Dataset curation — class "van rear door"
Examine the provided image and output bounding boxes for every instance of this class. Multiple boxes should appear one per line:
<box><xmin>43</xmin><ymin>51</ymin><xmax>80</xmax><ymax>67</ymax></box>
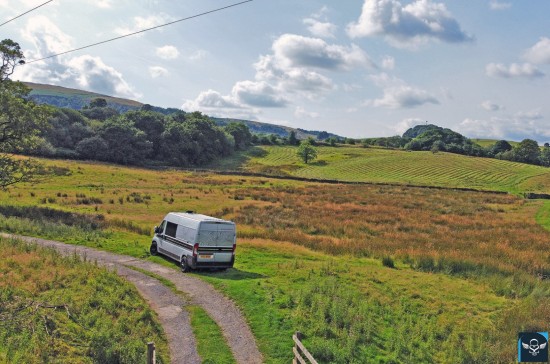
<box><xmin>196</xmin><ymin>222</ymin><xmax>235</xmax><ymax>263</ymax></box>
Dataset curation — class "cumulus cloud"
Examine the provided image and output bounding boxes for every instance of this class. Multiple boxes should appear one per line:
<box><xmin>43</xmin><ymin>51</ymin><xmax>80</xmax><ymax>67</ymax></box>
<box><xmin>232</xmin><ymin>81</ymin><xmax>288</xmax><ymax>107</ymax></box>
<box><xmin>489</xmin><ymin>0</ymin><xmax>511</xmax><ymax>10</ymax></box>
<box><xmin>183</xmin><ymin>33</ymin><xmax>372</xmax><ymax>117</ymax></box>
<box><xmin>481</xmin><ymin>100</ymin><xmax>503</xmax><ymax>111</ymax></box>
<box><xmin>188</xmin><ymin>50</ymin><xmax>208</xmax><ymax>61</ymax></box>
<box><xmin>155</xmin><ymin>45</ymin><xmax>179</xmax><ymax>60</ymax></box>
<box><xmin>486</xmin><ymin>62</ymin><xmax>545</xmax><ymax>79</ymax></box>
<box><xmin>149</xmin><ymin>66</ymin><xmax>168</xmax><ymax>78</ymax></box>
<box><xmin>366</xmin><ymin>73</ymin><xmax>439</xmax><ymax>109</ymax></box>
<box><xmin>524</xmin><ymin>37</ymin><xmax>550</xmax><ymax>64</ymax></box>
<box><xmin>14</xmin><ymin>16</ymin><xmax>140</xmax><ymax>99</ymax></box>
<box><xmin>347</xmin><ymin>0</ymin><xmax>473</xmax><ymax>47</ymax></box>
<box><xmin>458</xmin><ymin>109</ymin><xmax>549</xmax><ymax>142</ymax></box>
<box><xmin>181</xmin><ymin>89</ymin><xmax>259</xmax><ymax>120</ymax></box>
<box><xmin>272</xmin><ymin>34</ymin><xmax>374</xmax><ymax>71</ymax></box>
<box><xmin>303</xmin><ymin>18</ymin><xmax>337</xmax><ymax>39</ymax></box>
<box><xmin>370</xmin><ymin>85</ymin><xmax>439</xmax><ymax>109</ymax></box>
<box><xmin>394</xmin><ymin>118</ymin><xmax>424</xmax><ymax>134</ymax></box>
<box><xmin>114</xmin><ymin>14</ymin><xmax>171</xmax><ymax>36</ymax></box>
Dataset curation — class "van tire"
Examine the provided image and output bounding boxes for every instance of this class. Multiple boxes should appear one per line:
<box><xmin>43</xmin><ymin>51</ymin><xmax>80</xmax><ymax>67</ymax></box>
<box><xmin>180</xmin><ymin>257</ymin><xmax>190</xmax><ymax>273</ymax></box>
<box><xmin>149</xmin><ymin>243</ymin><xmax>158</xmax><ymax>256</ymax></box>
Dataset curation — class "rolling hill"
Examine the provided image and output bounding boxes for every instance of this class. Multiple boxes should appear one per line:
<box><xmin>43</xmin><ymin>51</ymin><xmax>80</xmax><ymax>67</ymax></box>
<box><xmin>209</xmin><ymin>145</ymin><xmax>550</xmax><ymax>194</ymax></box>
<box><xmin>24</xmin><ymin>82</ymin><xmax>341</xmax><ymax>139</ymax></box>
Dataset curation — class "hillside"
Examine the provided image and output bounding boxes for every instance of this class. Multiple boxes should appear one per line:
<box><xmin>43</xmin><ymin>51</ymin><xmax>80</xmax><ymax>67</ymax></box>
<box><xmin>24</xmin><ymin>82</ymin><xmax>341</xmax><ymax>139</ymax></box>
<box><xmin>209</xmin><ymin>145</ymin><xmax>550</xmax><ymax>194</ymax></box>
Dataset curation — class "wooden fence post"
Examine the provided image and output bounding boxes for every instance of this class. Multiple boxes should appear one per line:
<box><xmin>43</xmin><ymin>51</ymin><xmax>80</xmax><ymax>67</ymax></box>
<box><xmin>147</xmin><ymin>342</ymin><xmax>156</xmax><ymax>364</ymax></box>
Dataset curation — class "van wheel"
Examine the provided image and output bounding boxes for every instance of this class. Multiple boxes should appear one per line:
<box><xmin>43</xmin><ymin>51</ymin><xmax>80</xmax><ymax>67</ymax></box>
<box><xmin>180</xmin><ymin>257</ymin><xmax>190</xmax><ymax>273</ymax></box>
<box><xmin>149</xmin><ymin>243</ymin><xmax>158</xmax><ymax>256</ymax></box>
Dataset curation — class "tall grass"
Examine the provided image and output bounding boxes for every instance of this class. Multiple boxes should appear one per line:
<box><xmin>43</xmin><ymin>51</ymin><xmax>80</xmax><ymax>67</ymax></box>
<box><xmin>0</xmin><ymin>237</ymin><xmax>168</xmax><ymax>363</ymax></box>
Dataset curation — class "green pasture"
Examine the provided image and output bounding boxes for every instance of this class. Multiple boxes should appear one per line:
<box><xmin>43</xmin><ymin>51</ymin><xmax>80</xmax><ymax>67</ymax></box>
<box><xmin>2</xmin><ymin>157</ymin><xmax>550</xmax><ymax>363</ymax></box>
<box><xmin>217</xmin><ymin>145</ymin><xmax>550</xmax><ymax>194</ymax></box>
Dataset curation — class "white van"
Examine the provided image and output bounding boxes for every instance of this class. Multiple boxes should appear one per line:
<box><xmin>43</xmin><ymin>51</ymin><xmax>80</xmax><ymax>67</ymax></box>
<box><xmin>150</xmin><ymin>212</ymin><xmax>236</xmax><ymax>272</ymax></box>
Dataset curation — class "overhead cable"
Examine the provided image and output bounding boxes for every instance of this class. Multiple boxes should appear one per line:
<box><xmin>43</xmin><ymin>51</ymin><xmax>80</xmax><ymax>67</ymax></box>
<box><xmin>25</xmin><ymin>0</ymin><xmax>253</xmax><ymax>64</ymax></box>
<box><xmin>0</xmin><ymin>0</ymin><xmax>54</xmax><ymax>28</ymax></box>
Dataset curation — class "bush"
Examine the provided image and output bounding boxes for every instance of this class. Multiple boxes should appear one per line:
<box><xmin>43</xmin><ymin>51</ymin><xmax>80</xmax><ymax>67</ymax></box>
<box><xmin>382</xmin><ymin>256</ymin><xmax>395</xmax><ymax>268</ymax></box>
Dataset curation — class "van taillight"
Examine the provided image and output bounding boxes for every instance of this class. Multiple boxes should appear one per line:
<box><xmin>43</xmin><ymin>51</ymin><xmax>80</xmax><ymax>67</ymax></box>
<box><xmin>232</xmin><ymin>243</ymin><xmax>236</xmax><ymax>255</ymax></box>
<box><xmin>193</xmin><ymin>243</ymin><xmax>199</xmax><ymax>257</ymax></box>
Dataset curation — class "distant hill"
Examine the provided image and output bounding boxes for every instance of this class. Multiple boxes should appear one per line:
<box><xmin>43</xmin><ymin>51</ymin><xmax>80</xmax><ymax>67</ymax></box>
<box><xmin>24</xmin><ymin>82</ymin><xmax>342</xmax><ymax>140</ymax></box>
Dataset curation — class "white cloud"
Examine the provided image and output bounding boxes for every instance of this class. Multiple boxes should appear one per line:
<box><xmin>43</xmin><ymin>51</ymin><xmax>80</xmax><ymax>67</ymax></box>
<box><xmin>155</xmin><ymin>45</ymin><xmax>179</xmax><ymax>60</ymax></box>
<box><xmin>181</xmin><ymin>89</ymin><xmax>259</xmax><ymax>120</ymax></box>
<box><xmin>149</xmin><ymin>66</ymin><xmax>168</xmax><ymax>78</ymax></box>
<box><xmin>370</xmin><ymin>85</ymin><xmax>439</xmax><ymax>109</ymax></box>
<box><xmin>303</xmin><ymin>18</ymin><xmax>337</xmax><ymax>39</ymax></box>
<box><xmin>347</xmin><ymin>0</ymin><xmax>473</xmax><ymax>48</ymax></box>
<box><xmin>294</xmin><ymin>107</ymin><xmax>320</xmax><ymax>119</ymax></box>
<box><xmin>14</xmin><ymin>17</ymin><xmax>140</xmax><ymax>99</ymax></box>
<box><xmin>481</xmin><ymin>100</ymin><xmax>503</xmax><ymax>111</ymax></box>
<box><xmin>524</xmin><ymin>37</ymin><xmax>550</xmax><ymax>64</ymax></box>
<box><xmin>272</xmin><ymin>34</ymin><xmax>375</xmax><ymax>71</ymax></box>
<box><xmin>394</xmin><ymin>118</ymin><xmax>424</xmax><ymax>134</ymax></box>
<box><xmin>232</xmin><ymin>80</ymin><xmax>288</xmax><ymax>107</ymax></box>
<box><xmin>489</xmin><ymin>0</ymin><xmax>511</xmax><ymax>10</ymax></box>
<box><xmin>458</xmin><ymin>109</ymin><xmax>549</xmax><ymax>142</ymax></box>
<box><xmin>366</xmin><ymin>72</ymin><xmax>438</xmax><ymax>109</ymax></box>
<box><xmin>486</xmin><ymin>62</ymin><xmax>545</xmax><ymax>79</ymax></box>
<box><xmin>114</xmin><ymin>14</ymin><xmax>171</xmax><ymax>36</ymax></box>
<box><xmin>90</xmin><ymin>0</ymin><xmax>112</xmax><ymax>8</ymax></box>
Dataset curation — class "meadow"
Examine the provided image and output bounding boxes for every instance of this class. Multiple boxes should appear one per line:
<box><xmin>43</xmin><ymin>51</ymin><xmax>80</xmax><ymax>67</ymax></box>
<box><xmin>209</xmin><ymin>145</ymin><xmax>550</xmax><ymax>194</ymax></box>
<box><xmin>0</xmin><ymin>236</ymin><xmax>168</xmax><ymax>363</ymax></box>
<box><xmin>2</xmin><ymin>157</ymin><xmax>550</xmax><ymax>363</ymax></box>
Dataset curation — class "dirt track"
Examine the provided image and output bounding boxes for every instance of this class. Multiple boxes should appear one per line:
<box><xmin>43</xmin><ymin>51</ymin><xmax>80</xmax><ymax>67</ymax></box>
<box><xmin>3</xmin><ymin>234</ymin><xmax>263</xmax><ymax>364</ymax></box>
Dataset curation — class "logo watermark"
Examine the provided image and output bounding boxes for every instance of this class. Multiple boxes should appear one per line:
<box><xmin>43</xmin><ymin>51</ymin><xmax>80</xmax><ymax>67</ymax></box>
<box><xmin>518</xmin><ymin>332</ymin><xmax>548</xmax><ymax>363</ymax></box>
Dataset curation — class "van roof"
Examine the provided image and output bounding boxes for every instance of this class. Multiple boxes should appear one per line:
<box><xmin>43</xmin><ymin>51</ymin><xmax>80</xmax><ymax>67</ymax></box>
<box><xmin>165</xmin><ymin>212</ymin><xmax>234</xmax><ymax>228</ymax></box>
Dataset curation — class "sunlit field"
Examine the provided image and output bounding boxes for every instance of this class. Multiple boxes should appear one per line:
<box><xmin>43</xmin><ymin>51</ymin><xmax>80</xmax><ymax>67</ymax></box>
<box><xmin>2</xmin><ymin>157</ymin><xmax>550</xmax><ymax>363</ymax></box>
<box><xmin>209</xmin><ymin>145</ymin><xmax>550</xmax><ymax>194</ymax></box>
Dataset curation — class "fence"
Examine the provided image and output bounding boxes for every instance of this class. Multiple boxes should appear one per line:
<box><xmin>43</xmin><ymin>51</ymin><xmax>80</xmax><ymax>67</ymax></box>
<box><xmin>292</xmin><ymin>332</ymin><xmax>318</xmax><ymax>364</ymax></box>
<box><xmin>147</xmin><ymin>342</ymin><xmax>155</xmax><ymax>364</ymax></box>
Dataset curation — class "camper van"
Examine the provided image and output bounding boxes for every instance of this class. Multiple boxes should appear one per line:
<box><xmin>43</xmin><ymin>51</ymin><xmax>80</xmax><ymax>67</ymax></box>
<box><xmin>150</xmin><ymin>212</ymin><xmax>236</xmax><ymax>272</ymax></box>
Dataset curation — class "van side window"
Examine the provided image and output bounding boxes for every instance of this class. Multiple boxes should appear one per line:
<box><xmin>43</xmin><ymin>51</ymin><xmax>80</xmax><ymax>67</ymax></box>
<box><xmin>158</xmin><ymin>220</ymin><xmax>166</xmax><ymax>233</ymax></box>
<box><xmin>165</xmin><ymin>222</ymin><xmax>178</xmax><ymax>238</ymax></box>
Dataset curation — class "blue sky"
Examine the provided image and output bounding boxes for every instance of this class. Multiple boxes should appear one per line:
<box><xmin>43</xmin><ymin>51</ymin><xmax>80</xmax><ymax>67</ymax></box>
<box><xmin>3</xmin><ymin>0</ymin><xmax>550</xmax><ymax>141</ymax></box>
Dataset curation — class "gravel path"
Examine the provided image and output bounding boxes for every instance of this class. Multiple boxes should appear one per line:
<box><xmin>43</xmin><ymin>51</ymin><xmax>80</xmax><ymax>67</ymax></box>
<box><xmin>3</xmin><ymin>234</ymin><xmax>263</xmax><ymax>364</ymax></box>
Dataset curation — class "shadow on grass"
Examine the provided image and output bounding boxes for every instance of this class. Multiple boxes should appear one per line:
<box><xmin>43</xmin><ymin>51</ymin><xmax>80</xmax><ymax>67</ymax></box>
<box><xmin>199</xmin><ymin>267</ymin><xmax>267</xmax><ymax>280</ymax></box>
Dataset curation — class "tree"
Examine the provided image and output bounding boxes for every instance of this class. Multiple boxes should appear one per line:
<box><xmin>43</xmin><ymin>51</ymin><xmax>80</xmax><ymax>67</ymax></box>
<box><xmin>0</xmin><ymin>39</ymin><xmax>52</xmax><ymax>188</ymax></box>
<box><xmin>513</xmin><ymin>139</ymin><xmax>540</xmax><ymax>164</ymax></box>
<box><xmin>99</xmin><ymin>119</ymin><xmax>152</xmax><ymax>165</ymax></box>
<box><xmin>539</xmin><ymin>145</ymin><xmax>550</xmax><ymax>167</ymax></box>
<box><xmin>297</xmin><ymin>140</ymin><xmax>318</xmax><ymax>164</ymax></box>
<box><xmin>288</xmin><ymin>130</ymin><xmax>298</xmax><ymax>146</ymax></box>
<box><xmin>87</xmin><ymin>97</ymin><xmax>108</xmax><ymax>108</ymax></box>
<box><xmin>225</xmin><ymin>122</ymin><xmax>252</xmax><ymax>150</ymax></box>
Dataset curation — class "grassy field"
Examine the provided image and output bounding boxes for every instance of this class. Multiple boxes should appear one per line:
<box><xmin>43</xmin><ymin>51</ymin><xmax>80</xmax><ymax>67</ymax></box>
<box><xmin>0</xmin><ymin>236</ymin><xmax>169</xmax><ymax>363</ymax></box>
<box><xmin>208</xmin><ymin>145</ymin><xmax>550</xmax><ymax>194</ymax></box>
<box><xmin>2</xmin><ymin>157</ymin><xmax>550</xmax><ymax>363</ymax></box>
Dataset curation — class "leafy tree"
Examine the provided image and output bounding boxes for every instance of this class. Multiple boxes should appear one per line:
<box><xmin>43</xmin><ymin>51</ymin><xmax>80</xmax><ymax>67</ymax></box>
<box><xmin>87</xmin><ymin>97</ymin><xmax>108</xmax><ymax>108</ymax></box>
<box><xmin>327</xmin><ymin>136</ymin><xmax>338</xmax><ymax>147</ymax></box>
<box><xmin>297</xmin><ymin>140</ymin><xmax>318</xmax><ymax>164</ymax></box>
<box><xmin>99</xmin><ymin>119</ymin><xmax>152</xmax><ymax>165</ymax></box>
<box><xmin>160</xmin><ymin>112</ymin><xmax>232</xmax><ymax>166</ymax></box>
<box><xmin>288</xmin><ymin>130</ymin><xmax>298</xmax><ymax>146</ymax></box>
<box><xmin>122</xmin><ymin>110</ymin><xmax>165</xmax><ymax>158</ymax></box>
<box><xmin>45</xmin><ymin>108</ymin><xmax>93</xmax><ymax>150</ymax></box>
<box><xmin>225</xmin><ymin>122</ymin><xmax>252</xmax><ymax>150</ymax></box>
<box><xmin>513</xmin><ymin>139</ymin><xmax>540</xmax><ymax>164</ymax></box>
<box><xmin>0</xmin><ymin>39</ymin><xmax>52</xmax><ymax>188</ymax></box>
<box><xmin>539</xmin><ymin>145</ymin><xmax>550</xmax><ymax>167</ymax></box>
<box><xmin>75</xmin><ymin>136</ymin><xmax>108</xmax><ymax>160</ymax></box>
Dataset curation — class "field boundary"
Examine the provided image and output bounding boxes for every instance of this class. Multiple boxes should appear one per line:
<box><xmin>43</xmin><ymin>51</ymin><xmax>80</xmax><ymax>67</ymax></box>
<box><xmin>172</xmin><ymin>168</ymin><xmax>511</xmax><ymax>195</ymax></box>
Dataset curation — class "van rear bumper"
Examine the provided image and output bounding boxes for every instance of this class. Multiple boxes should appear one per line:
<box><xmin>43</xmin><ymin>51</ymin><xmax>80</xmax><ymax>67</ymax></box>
<box><xmin>187</xmin><ymin>256</ymin><xmax>234</xmax><ymax>269</ymax></box>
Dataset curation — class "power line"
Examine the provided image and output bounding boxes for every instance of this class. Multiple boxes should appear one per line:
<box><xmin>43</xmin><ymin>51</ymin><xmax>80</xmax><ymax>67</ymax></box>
<box><xmin>0</xmin><ymin>0</ymin><xmax>54</xmax><ymax>28</ymax></box>
<box><xmin>25</xmin><ymin>0</ymin><xmax>253</xmax><ymax>64</ymax></box>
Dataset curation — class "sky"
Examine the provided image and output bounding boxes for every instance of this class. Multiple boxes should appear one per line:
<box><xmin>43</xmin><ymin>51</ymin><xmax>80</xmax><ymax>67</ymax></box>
<box><xmin>2</xmin><ymin>0</ymin><xmax>550</xmax><ymax>142</ymax></box>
